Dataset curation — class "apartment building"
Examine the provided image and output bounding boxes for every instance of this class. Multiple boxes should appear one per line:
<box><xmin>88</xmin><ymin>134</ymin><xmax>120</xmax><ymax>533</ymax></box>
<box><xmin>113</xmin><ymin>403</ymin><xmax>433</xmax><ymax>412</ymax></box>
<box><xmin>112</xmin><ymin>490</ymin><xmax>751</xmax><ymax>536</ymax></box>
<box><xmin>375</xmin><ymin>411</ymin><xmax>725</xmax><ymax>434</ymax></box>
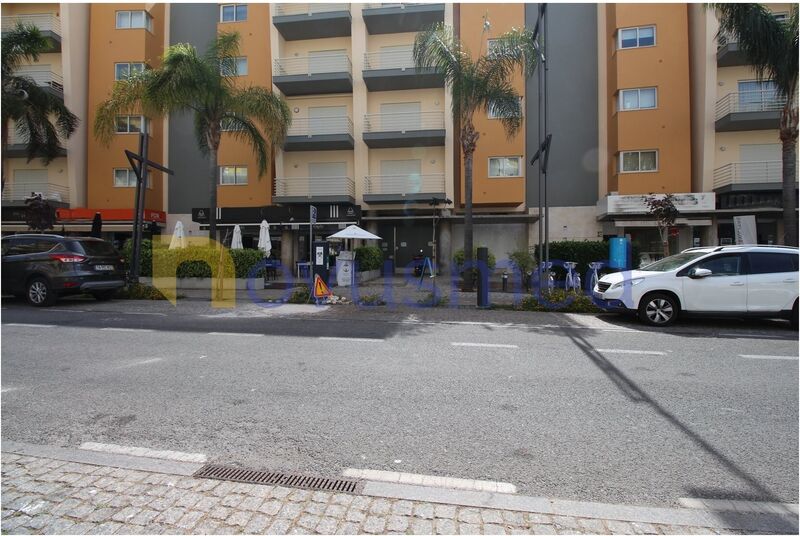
<box><xmin>689</xmin><ymin>2</ymin><xmax>794</xmax><ymax>246</ymax></box>
<box><xmin>5</xmin><ymin>3</ymin><xmax>794</xmax><ymax>262</ymax></box>
<box><xmin>1</xmin><ymin>3</ymin><xmax>89</xmax><ymax>231</ymax></box>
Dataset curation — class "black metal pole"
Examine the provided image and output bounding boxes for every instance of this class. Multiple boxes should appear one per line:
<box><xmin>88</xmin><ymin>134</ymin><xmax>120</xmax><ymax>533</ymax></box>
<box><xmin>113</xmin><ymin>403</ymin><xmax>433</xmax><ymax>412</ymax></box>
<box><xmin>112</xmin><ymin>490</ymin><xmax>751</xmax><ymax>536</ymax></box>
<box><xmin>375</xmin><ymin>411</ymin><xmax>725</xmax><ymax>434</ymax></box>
<box><xmin>536</xmin><ymin>4</ymin><xmax>544</xmax><ymax>294</ymax></box>
<box><xmin>543</xmin><ymin>5</ymin><xmax>550</xmax><ymax>273</ymax></box>
<box><xmin>130</xmin><ymin>133</ymin><xmax>145</xmax><ymax>282</ymax></box>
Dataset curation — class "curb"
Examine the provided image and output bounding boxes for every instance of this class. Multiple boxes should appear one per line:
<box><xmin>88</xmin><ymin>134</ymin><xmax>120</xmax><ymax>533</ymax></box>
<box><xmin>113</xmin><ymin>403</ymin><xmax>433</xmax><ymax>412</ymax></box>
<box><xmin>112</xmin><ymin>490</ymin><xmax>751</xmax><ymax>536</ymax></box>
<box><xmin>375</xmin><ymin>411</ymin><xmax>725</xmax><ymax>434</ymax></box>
<box><xmin>3</xmin><ymin>440</ymin><xmax>798</xmax><ymax>534</ymax></box>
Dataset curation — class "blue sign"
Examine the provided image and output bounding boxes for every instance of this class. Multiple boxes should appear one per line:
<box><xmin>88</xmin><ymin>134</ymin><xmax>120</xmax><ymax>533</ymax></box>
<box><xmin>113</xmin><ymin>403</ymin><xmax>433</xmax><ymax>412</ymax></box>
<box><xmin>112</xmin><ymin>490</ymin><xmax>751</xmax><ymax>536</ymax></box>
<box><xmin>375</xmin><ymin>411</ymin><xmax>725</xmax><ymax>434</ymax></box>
<box><xmin>609</xmin><ymin>237</ymin><xmax>631</xmax><ymax>270</ymax></box>
<box><xmin>310</xmin><ymin>205</ymin><xmax>317</xmax><ymax>224</ymax></box>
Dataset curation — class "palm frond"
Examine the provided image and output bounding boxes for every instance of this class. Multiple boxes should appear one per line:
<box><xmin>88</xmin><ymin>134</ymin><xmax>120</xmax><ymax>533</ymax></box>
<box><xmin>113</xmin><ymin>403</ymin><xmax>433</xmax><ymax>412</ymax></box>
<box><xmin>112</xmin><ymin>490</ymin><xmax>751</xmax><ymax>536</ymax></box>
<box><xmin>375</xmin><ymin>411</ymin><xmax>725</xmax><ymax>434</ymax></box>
<box><xmin>93</xmin><ymin>71</ymin><xmax>152</xmax><ymax>144</ymax></box>
<box><xmin>220</xmin><ymin>115</ymin><xmax>270</xmax><ymax>178</ymax></box>
<box><xmin>227</xmin><ymin>86</ymin><xmax>292</xmax><ymax>150</ymax></box>
<box><xmin>1</xmin><ymin>23</ymin><xmax>48</xmax><ymax>78</ymax></box>
<box><xmin>414</xmin><ymin>23</ymin><xmax>469</xmax><ymax>85</ymax></box>
<box><xmin>484</xmin><ymin>28</ymin><xmax>539</xmax><ymax>79</ymax></box>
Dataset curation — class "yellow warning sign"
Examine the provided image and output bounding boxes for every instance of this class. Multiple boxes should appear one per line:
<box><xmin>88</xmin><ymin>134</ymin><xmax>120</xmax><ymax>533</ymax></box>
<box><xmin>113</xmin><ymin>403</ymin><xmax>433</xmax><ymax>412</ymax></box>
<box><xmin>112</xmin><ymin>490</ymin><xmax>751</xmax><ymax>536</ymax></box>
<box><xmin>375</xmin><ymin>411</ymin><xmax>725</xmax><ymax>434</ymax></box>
<box><xmin>313</xmin><ymin>274</ymin><xmax>333</xmax><ymax>299</ymax></box>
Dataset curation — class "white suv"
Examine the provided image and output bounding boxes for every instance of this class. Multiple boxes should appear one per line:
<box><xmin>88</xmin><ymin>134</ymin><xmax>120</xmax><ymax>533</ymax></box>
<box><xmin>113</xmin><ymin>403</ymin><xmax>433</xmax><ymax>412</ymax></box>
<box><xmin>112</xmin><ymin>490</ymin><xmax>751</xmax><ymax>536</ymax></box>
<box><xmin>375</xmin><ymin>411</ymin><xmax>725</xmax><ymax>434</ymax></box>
<box><xmin>593</xmin><ymin>245</ymin><xmax>799</xmax><ymax>327</ymax></box>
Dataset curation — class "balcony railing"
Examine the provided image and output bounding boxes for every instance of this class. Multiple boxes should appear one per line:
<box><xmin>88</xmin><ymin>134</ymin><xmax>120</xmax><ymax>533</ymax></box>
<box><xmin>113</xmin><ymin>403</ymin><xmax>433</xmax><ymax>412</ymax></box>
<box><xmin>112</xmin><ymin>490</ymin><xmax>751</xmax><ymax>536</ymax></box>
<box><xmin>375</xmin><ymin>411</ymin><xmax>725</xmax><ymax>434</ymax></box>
<box><xmin>364</xmin><ymin>174</ymin><xmax>445</xmax><ymax>195</ymax></box>
<box><xmin>14</xmin><ymin>68</ymin><xmax>64</xmax><ymax>96</ymax></box>
<box><xmin>364</xmin><ymin>48</ymin><xmax>415</xmax><ymax>70</ymax></box>
<box><xmin>274</xmin><ymin>55</ymin><xmax>352</xmax><ymax>76</ymax></box>
<box><xmin>364</xmin><ymin>111</ymin><xmax>444</xmax><ymax>132</ymax></box>
<box><xmin>274</xmin><ymin>3</ymin><xmax>349</xmax><ymax>16</ymax></box>
<box><xmin>274</xmin><ymin>176</ymin><xmax>355</xmax><ymax>198</ymax></box>
<box><xmin>1</xmin><ymin>13</ymin><xmax>61</xmax><ymax>34</ymax></box>
<box><xmin>363</xmin><ymin>3</ymin><xmax>428</xmax><ymax>9</ymax></box>
<box><xmin>2</xmin><ymin>182</ymin><xmax>69</xmax><ymax>204</ymax></box>
<box><xmin>713</xmin><ymin>161</ymin><xmax>786</xmax><ymax>190</ymax></box>
<box><xmin>287</xmin><ymin>116</ymin><xmax>353</xmax><ymax>137</ymax></box>
<box><xmin>715</xmin><ymin>90</ymin><xmax>787</xmax><ymax>119</ymax></box>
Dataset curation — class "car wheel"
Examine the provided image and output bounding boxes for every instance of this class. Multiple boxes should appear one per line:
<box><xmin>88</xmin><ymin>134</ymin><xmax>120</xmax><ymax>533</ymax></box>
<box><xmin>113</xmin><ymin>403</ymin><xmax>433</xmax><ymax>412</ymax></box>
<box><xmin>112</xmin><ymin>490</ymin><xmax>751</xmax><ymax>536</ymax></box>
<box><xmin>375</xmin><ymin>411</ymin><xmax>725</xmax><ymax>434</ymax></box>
<box><xmin>26</xmin><ymin>277</ymin><xmax>56</xmax><ymax>307</ymax></box>
<box><xmin>638</xmin><ymin>292</ymin><xmax>678</xmax><ymax>327</ymax></box>
<box><xmin>92</xmin><ymin>290</ymin><xmax>116</xmax><ymax>301</ymax></box>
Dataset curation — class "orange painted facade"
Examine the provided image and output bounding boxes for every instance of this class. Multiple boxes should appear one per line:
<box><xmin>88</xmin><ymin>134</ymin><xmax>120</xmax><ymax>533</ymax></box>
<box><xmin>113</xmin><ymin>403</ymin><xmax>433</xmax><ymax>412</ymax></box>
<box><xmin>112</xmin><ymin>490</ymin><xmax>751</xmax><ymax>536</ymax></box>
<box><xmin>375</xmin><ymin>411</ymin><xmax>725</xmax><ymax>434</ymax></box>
<box><xmin>458</xmin><ymin>3</ymin><xmax>526</xmax><ymax>208</ymax></box>
<box><xmin>605</xmin><ymin>4</ymin><xmax>692</xmax><ymax>196</ymax></box>
<box><xmin>86</xmin><ymin>3</ymin><xmax>165</xmax><ymax>212</ymax></box>
<box><xmin>216</xmin><ymin>3</ymin><xmax>274</xmax><ymax>208</ymax></box>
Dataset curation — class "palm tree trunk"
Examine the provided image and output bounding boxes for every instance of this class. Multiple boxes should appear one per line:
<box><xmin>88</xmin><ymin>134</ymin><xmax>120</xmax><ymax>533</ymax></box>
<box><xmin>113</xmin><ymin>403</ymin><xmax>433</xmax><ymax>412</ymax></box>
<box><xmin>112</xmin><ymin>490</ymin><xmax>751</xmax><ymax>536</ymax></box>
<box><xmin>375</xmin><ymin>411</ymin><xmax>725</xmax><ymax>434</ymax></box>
<box><xmin>207</xmin><ymin>124</ymin><xmax>220</xmax><ymax>244</ymax></box>
<box><xmin>461</xmin><ymin>120</ymin><xmax>479</xmax><ymax>292</ymax></box>
<box><xmin>780</xmin><ymin>104</ymin><xmax>798</xmax><ymax>246</ymax></box>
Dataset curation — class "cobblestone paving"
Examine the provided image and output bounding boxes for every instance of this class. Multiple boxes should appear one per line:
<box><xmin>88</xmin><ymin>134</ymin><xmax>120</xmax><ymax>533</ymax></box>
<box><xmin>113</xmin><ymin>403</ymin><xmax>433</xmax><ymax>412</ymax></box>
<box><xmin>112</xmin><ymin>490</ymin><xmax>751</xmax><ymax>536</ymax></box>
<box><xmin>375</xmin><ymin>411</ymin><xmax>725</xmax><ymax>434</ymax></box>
<box><xmin>1</xmin><ymin>454</ymin><xmax>738</xmax><ymax>535</ymax></box>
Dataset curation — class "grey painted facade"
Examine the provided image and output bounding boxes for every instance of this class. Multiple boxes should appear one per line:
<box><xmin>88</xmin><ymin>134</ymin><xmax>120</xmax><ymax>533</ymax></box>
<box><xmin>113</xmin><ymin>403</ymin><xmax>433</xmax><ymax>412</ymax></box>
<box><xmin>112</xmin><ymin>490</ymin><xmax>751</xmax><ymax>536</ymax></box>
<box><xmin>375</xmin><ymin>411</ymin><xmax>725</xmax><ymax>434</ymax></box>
<box><xmin>525</xmin><ymin>3</ymin><xmax>599</xmax><ymax>209</ymax></box>
<box><xmin>168</xmin><ymin>4</ymin><xmax>217</xmax><ymax>215</ymax></box>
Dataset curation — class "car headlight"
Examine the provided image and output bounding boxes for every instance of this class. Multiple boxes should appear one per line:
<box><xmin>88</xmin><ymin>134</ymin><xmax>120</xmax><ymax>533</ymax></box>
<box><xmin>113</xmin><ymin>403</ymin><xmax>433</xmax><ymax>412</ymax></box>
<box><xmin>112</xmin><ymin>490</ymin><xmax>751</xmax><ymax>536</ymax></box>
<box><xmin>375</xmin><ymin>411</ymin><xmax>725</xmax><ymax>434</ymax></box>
<box><xmin>610</xmin><ymin>278</ymin><xmax>645</xmax><ymax>290</ymax></box>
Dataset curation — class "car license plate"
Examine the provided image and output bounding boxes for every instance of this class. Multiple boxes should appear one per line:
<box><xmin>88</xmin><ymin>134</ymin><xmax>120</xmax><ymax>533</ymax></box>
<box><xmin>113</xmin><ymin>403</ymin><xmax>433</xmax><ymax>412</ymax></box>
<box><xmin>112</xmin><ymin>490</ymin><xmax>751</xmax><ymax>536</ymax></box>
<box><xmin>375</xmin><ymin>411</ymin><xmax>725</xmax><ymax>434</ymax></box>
<box><xmin>94</xmin><ymin>265</ymin><xmax>114</xmax><ymax>271</ymax></box>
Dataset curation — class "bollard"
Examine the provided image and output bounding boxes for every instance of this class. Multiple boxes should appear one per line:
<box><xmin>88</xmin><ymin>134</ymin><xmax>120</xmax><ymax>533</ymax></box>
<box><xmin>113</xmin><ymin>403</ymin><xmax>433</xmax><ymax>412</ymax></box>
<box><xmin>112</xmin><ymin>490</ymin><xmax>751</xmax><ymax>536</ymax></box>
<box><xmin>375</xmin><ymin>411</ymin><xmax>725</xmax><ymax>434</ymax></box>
<box><xmin>502</xmin><ymin>271</ymin><xmax>508</xmax><ymax>293</ymax></box>
<box><xmin>477</xmin><ymin>247</ymin><xmax>490</xmax><ymax>308</ymax></box>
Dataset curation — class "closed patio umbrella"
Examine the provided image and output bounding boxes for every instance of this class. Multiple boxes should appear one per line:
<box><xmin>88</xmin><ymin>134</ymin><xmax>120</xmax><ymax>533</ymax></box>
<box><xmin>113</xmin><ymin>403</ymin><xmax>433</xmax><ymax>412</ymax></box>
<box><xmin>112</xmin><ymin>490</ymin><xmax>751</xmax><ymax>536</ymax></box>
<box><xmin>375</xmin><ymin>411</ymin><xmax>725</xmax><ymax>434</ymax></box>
<box><xmin>231</xmin><ymin>224</ymin><xmax>243</xmax><ymax>250</ymax></box>
<box><xmin>257</xmin><ymin>220</ymin><xmax>272</xmax><ymax>257</ymax></box>
<box><xmin>90</xmin><ymin>212</ymin><xmax>102</xmax><ymax>238</ymax></box>
<box><xmin>169</xmin><ymin>220</ymin><xmax>186</xmax><ymax>249</ymax></box>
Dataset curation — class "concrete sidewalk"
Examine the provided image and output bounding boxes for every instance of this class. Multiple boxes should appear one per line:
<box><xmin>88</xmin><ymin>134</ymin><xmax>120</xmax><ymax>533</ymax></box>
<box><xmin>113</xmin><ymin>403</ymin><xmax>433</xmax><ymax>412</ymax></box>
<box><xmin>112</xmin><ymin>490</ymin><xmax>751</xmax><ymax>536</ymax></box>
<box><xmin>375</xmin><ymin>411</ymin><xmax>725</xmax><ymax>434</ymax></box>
<box><xmin>2</xmin><ymin>441</ymin><xmax>797</xmax><ymax>535</ymax></box>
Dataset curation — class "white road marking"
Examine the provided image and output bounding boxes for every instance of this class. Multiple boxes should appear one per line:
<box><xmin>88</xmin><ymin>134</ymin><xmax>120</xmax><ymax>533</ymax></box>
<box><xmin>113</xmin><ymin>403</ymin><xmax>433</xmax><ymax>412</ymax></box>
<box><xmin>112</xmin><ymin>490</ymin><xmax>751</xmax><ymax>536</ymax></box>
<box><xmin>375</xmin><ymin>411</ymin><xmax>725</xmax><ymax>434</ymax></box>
<box><xmin>117</xmin><ymin>358</ymin><xmax>163</xmax><ymax>368</ymax></box>
<box><xmin>100</xmin><ymin>327</ymin><xmax>154</xmax><ymax>333</ymax></box>
<box><xmin>41</xmin><ymin>309</ymin><xmax>86</xmax><ymax>313</ymax></box>
<box><xmin>122</xmin><ymin>312</ymin><xmax>168</xmax><ymax>316</ymax></box>
<box><xmin>596</xmin><ymin>349</ymin><xmax>667</xmax><ymax>356</ymax></box>
<box><xmin>451</xmin><ymin>342</ymin><xmax>519</xmax><ymax>349</ymax></box>
<box><xmin>207</xmin><ymin>332</ymin><xmax>263</xmax><ymax>337</ymax></box>
<box><xmin>1</xmin><ymin>387</ymin><xmax>19</xmax><ymax>393</ymax></box>
<box><xmin>343</xmin><ymin>468</ymin><xmax>517</xmax><ymax>494</ymax></box>
<box><xmin>79</xmin><ymin>442</ymin><xmax>207</xmax><ymax>463</ymax></box>
<box><xmin>739</xmin><ymin>354</ymin><xmax>798</xmax><ymax>361</ymax></box>
<box><xmin>319</xmin><ymin>337</ymin><xmax>384</xmax><ymax>343</ymax></box>
<box><xmin>4</xmin><ymin>323</ymin><xmax>56</xmax><ymax>328</ymax></box>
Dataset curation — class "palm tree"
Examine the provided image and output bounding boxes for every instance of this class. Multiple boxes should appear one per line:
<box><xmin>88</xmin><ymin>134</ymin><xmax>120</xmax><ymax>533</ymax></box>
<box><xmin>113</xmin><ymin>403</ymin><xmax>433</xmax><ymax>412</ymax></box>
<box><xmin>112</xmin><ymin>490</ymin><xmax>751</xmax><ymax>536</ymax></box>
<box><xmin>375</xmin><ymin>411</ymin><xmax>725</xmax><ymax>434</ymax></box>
<box><xmin>712</xmin><ymin>4</ymin><xmax>798</xmax><ymax>246</ymax></box>
<box><xmin>94</xmin><ymin>32</ymin><xmax>291</xmax><ymax>242</ymax></box>
<box><xmin>2</xmin><ymin>23</ymin><xmax>79</xmax><ymax>191</ymax></box>
<box><xmin>414</xmin><ymin>23</ymin><xmax>537</xmax><ymax>290</ymax></box>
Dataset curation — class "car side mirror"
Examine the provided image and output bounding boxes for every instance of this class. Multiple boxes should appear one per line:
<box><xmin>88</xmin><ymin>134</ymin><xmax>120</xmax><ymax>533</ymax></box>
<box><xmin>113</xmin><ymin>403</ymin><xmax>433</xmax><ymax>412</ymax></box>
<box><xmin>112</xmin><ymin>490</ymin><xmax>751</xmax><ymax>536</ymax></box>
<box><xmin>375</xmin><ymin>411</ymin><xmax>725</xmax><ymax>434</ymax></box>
<box><xmin>689</xmin><ymin>267</ymin><xmax>712</xmax><ymax>279</ymax></box>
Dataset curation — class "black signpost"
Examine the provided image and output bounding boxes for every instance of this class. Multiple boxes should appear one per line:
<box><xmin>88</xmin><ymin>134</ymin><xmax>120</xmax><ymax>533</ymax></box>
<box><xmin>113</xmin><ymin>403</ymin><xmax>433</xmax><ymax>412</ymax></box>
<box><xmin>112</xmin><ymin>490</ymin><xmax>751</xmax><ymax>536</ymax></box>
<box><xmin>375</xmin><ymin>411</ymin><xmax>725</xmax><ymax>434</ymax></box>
<box><xmin>125</xmin><ymin>133</ymin><xmax>174</xmax><ymax>282</ymax></box>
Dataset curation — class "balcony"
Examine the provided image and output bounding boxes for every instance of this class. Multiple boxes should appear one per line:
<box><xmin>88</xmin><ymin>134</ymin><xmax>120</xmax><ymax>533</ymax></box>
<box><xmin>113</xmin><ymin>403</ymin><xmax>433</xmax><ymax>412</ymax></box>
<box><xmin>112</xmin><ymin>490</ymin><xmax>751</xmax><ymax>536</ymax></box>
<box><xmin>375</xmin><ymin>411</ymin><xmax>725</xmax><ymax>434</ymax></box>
<box><xmin>1</xmin><ymin>14</ymin><xmax>61</xmax><ymax>51</ymax></box>
<box><xmin>2</xmin><ymin>182</ymin><xmax>69</xmax><ymax>206</ymax></box>
<box><xmin>362</xmin><ymin>3</ymin><xmax>444</xmax><ymax>34</ymax></box>
<box><xmin>716</xmin><ymin>33</ymin><xmax>747</xmax><ymax>68</ymax></box>
<box><xmin>713</xmin><ymin>161</ymin><xmax>793</xmax><ymax>192</ymax></box>
<box><xmin>715</xmin><ymin>90</ymin><xmax>786</xmax><ymax>132</ymax></box>
<box><xmin>363</xmin><ymin>111</ymin><xmax>445</xmax><ymax>148</ymax></box>
<box><xmin>13</xmin><ymin>68</ymin><xmax>64</xmax><ymax>100</ymax></box>
<box><xmin>4</xmin><ymin>128</ymin><xmax>67</xmax><ymax>158</ymax></box>
<box><xmin>363</xmin><ymin>48</ymin><xmax>444</xmax><ymax>91</ymax></box>
<box><xmin>273</xmin><ymin>55</ymin><xmax>352</xmax><ymax>96</ymax></box>
<box><xmin>363</xmin><ymin>174</ymin><xmax>445</xmax><ymax>204</ymax></box>
<box><xmin>284</xmin><ymin>116</ymin><xmax>354</xmax><ymax>151</ymax></box>
<box><xmin>272</xmin><ymin>4</ymin><xmax>351</xmax><ymax>40</ymax></box>
<box><xmin>273</xmin><ymin>176</ymin><xmax>355</xmax><ymax>204</ymax></box>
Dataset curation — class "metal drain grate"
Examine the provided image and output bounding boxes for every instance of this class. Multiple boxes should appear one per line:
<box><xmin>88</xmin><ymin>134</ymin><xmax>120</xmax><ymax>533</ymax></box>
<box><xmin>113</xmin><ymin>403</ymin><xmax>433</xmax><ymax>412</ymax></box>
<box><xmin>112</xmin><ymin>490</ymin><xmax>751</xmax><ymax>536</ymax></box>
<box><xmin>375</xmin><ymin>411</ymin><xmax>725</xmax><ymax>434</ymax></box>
<box><xmin>193</xmin><ymin>464</ymin><xmax>363</xmax><ymax>494</ymax></box>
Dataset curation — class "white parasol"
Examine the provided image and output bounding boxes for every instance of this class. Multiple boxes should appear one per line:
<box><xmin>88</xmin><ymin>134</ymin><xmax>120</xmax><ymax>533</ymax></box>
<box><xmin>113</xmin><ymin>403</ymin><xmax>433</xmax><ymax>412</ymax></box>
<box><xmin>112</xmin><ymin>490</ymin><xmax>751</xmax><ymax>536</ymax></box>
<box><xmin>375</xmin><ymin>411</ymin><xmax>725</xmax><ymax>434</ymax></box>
<box><xmin>231</xmin><ymin>224</ymin><xmax>243</xmax><ymax>250</ymax></box>
<box><xmin>257</xmin><ymin>220</ymin><xmax>272</xmax><ymax>257</ymax></box>
<box><xmin>169</xmin><ymin>220</ymin><xmax>187</xmax><ymax>249</ymax></box>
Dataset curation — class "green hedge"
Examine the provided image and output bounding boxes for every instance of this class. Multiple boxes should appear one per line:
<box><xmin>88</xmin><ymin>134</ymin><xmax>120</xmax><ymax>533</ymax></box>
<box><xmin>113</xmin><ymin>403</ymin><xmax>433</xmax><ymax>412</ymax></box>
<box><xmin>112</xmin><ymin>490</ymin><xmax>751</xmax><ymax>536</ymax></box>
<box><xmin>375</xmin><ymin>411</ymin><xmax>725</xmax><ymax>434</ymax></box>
<box><xmin>534</xmin><ymin>240</ymin><xmax>641</xmax><ymax>280</ymax></box>
<box><xmin>123</xmin><ymin>239</ymin><xmax>269</xmax><ymax>278</ymax></box>
<box><xmin>354</xmin><ymin>246</ymin><xmax>383</xmax><ymax>272</ymax></box>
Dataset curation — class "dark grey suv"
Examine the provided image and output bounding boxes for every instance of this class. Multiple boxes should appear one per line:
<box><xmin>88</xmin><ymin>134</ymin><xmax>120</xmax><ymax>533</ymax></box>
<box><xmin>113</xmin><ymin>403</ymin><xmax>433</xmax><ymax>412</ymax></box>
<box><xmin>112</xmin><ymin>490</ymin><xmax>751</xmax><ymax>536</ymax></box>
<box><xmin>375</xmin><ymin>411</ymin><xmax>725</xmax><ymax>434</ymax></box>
<box><xmin>1</xmin><ymin>234</ymin><xmax>126</xmax><ymax>306</ymax></box>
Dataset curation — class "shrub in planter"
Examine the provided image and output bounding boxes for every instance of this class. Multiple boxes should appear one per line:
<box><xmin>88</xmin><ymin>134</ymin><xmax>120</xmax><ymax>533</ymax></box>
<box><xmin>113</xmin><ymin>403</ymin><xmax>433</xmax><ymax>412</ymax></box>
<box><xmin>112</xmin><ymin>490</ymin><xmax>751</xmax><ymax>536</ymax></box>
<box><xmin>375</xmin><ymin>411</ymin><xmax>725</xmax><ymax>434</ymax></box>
<box><xmin>453</xmin><ymin>248</ymin><xmax>496</xmax><ymax>277</ymax></box>
<box><xmin>519</xmin><ymin>290</ymin><xmax>600</xmax><ymax>313</ymax></box>
<box><xmin>358</xmin><ymin>293</ymin><xmax>386</xmax><ymax>306</ymax></box>
<box><xmin>126</xmin><ymin>241</ymin><xmax>269</xmax><ymax>280</ymax></box>
<box><xmin>354</xmin><ymin>246</ymin><xmax>383</xmax><ymax>272</ymax></box>
<box><xmin>117</xmin><ymin>283</ymin><xmax>167</xmax><ymax>300</ymax></box>
<box><xmin>288</xmin><ymin>284</ymin><xmax>310</xmax><ymax>303</ymax></box>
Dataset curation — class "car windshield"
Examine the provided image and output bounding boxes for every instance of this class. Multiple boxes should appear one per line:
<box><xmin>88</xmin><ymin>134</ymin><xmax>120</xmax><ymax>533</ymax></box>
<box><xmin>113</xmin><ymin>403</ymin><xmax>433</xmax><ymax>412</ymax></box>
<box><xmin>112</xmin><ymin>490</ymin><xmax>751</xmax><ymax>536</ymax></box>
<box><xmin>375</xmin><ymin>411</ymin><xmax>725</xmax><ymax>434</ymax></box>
<box><xmin>73</xmin><ymin>240</ymin><xmax>119</xmax><ymax>257</ymax></box>
<box><xmin>639</xmin><ymin>251</ymin><xmax>709</xmax><ymax>272</ymax></box>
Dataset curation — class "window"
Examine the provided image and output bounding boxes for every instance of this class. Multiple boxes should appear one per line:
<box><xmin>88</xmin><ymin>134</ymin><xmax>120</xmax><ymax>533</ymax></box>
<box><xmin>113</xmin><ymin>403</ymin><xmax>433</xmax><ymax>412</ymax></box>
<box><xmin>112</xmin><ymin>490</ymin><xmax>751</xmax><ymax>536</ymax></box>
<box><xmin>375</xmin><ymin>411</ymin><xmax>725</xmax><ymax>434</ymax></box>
<box><xmin>220</xmin><ymin>57</ymin><xmax>248</xmax><ymax>76</ymax></box>
<box><xmin>488</xmin><ymin>157</ymin><xmax>522</xmax><ymax>178</ymax></box>
<box><xmin>115</xmin><ymin>115</ymin><xmax>148</xmax><ymax>134</ymax></box>
<box><xmin>620</xmin><ymin>150</ymin><xmax>658</xmax><ymax>173</ymax></box>
<box><xmin>220</xmin><ymin>166</ymin><xmax>248</xmax><ymax>185</ymax></box>
<box><xmin>748</xmin><ymin>253</ymin><xmax>798</xmax><ymax>274</ymax></box>
<box><xmin>774</xmin><ymin>12</ymin><xmax>788</xmax><ymax>22</ymax></box>
<box><xmin>116</xmin><ymin>10</ymin><xmax>153</xmax><ymax>31</ymax></box>
<box><xmin>220</xmin><ymin>4</ymin><xmax>247</xmax><ymax>22</ymax></box>
<box><xmin>114</xmin><ymin>62</ymin><xmax>145</xmax><ymax>81</ymax></box>
<box><xmin>488</xmin><ymin>97</ymin><xmax>523</xmax><ymax>119</ymax></box>
<box><xmin>618</xmin><ymin>25</ymin><xmax>655</xmax><ymax>49</ymax></box>
<box><xmin>619</xmin><ymin>87</ymin><xmax>657</xmax><ymax>111</ymax></box>
<box><xmin>114</xmin><ymin>168</ymin><xmax>137</xmax><ymax>187</ymax></box>
<box><xmin>695</xmin><ymin>254</ymin><xmax>742</xmax><ymax>276</ymax></box>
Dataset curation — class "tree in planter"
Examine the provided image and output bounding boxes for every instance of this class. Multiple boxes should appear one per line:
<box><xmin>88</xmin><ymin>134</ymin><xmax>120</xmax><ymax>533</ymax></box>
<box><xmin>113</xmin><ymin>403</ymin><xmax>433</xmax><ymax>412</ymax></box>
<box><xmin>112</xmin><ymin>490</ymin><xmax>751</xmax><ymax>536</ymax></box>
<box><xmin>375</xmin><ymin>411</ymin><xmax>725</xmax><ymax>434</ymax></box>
<box><xmin>94</xmin><ymin>32</ymin><xmax>291</xmax><ymax>242</ymax></box>
<box><xmin>2</xmin><ymin>23</ymin><xmax>78</xmax><ymax>191</ymax></box>
<box><xmin>710</xmin><ymin>4</ymin><xmax>798</xmax><ymax>246</ymax></box>
<box><xmin>24</xmin><ymin>193</ymin><xmax>56</xmax><ymax>232</ymax></box>
<box><xmin>644</xmin><ymin>194</ymin><xmax>679</xmax><ymax>257</ymax></box>
<box><xmin>414</xmin><ymin>24</ymin><xmax>537</xmax><ymax>290</ymax></box>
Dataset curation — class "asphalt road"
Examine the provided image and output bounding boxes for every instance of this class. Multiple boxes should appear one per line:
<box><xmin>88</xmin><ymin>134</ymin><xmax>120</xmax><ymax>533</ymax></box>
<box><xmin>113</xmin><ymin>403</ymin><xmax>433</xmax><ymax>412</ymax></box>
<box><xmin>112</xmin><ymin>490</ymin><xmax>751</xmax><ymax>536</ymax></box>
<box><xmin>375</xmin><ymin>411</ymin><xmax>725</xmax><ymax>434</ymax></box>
<box><xmin>1</xmin><ymin>297</ymin><xmax>798</xmax><ymax>508</ymax></box>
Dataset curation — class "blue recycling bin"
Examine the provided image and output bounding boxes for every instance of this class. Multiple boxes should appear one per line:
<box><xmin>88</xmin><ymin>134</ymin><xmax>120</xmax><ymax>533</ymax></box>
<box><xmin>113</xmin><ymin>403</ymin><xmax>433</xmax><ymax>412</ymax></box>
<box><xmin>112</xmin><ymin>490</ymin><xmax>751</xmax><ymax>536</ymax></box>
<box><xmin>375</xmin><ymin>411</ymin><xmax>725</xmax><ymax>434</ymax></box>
<box><xmin>609</xmin><ymin>237</ymin><xmax>632</xmax><ymax>270</ymax></box>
